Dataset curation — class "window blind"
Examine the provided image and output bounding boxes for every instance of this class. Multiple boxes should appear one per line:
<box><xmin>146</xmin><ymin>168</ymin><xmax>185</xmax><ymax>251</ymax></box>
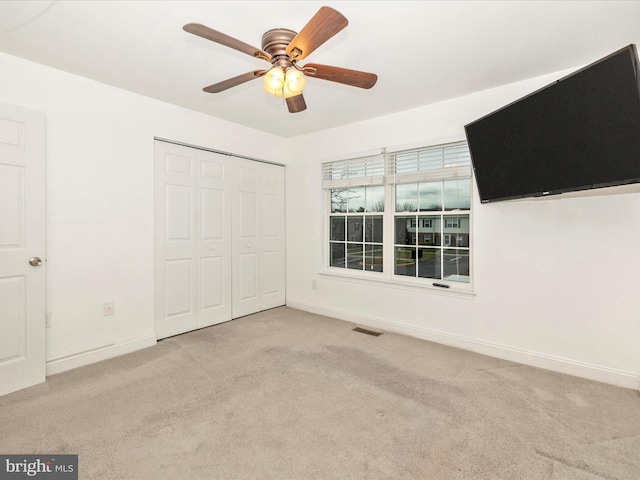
<box><xmin>322</xmin><ymin>154</ymin><xmax>385</xmax><ymax>189</ymax></box>
<box><xmin>387</xmin><ymin>141</ymin><xmax>471</xmax><ymax>184</ymax></box>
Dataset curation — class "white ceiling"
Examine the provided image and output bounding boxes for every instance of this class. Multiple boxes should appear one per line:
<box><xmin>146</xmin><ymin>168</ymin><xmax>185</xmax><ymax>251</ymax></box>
<box><xmin>1</xmin><ymin>1</ymin><xmax>639</xmax><ymax>138</ymax></box>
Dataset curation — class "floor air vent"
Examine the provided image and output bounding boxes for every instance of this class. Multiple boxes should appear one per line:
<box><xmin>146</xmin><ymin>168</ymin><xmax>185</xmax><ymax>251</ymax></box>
<box><xmin>352</xmin><ymin>327</ymin><xmax>383</xmax><ymax>336</ymax></box>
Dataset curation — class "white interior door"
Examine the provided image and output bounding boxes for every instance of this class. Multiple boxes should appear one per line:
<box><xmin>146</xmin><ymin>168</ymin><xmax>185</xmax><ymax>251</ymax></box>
<box><xmin>0</xmin><ymin>102</ymin><xmax>46</xmax><ymax>396</ymax></box>
<box><xmin>155</xmin><ymin>141</ymin><xmax>232</xmax><ymax>339</ymax></box>
<box><xmin>232</xmin><ymin>159</ymin><xmax>285</xmax><ymax>318</ymax></box>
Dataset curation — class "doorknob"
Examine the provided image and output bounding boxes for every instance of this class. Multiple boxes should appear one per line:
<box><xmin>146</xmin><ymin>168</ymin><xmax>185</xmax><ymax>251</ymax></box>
<box><xmin>29</xmin><ymin>257</ymin><xmax>42</xmax><ymax>266</ymax></box>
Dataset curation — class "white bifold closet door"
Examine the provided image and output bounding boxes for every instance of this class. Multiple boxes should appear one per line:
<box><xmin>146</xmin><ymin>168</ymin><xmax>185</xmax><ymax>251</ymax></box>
<box><xmin>154</xmin><ymin>140</ymin><xmax>285</xmax><ymax>339</ymax></box>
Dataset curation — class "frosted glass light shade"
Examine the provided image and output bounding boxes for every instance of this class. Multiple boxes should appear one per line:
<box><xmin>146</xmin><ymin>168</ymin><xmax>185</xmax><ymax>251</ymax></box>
<box><xmin>285</xmin><ymin>69</ymin><xmax>306</xmax><ymax>95</ymax></box>
<box><xmin>263</xmin><ymin>67</ymin><xmax>285</xmax><ymax>96</ymax></box>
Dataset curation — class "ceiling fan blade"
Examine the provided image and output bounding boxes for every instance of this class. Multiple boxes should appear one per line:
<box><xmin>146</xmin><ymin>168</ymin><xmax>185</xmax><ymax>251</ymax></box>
<box><xmin>286</xmin><ymin>7</ymin><xmax>348</xmax><ymax>60</ymax></box>
<box><xmin>203</xmin><ymin>70</ymin><xmax>266</xmax><ymax>93</ymax></box>
<box><xmin>184</xmin><ymin>23</ymin><xmax>271</xmax><ymax>61</ymax></box>
<box><xmin>286</xmin><ymin>93</ymin><xmax>307</xmax><ymax>113</ymax></box>
<box><xmin>303</xmin><ymin>64</ymin><xmax>378</xmax><ymax>89</ymax></box>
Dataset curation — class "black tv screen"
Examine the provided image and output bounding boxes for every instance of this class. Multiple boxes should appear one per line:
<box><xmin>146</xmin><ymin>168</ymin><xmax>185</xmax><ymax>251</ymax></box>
<box><xmin>465</xmin><ymin>44</ymin><xmax>640</xmax><ymax>203</ymax></box>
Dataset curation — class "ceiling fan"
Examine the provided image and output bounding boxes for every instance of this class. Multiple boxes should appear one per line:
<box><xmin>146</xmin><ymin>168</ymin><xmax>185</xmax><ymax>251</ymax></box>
<box><xmin>183</xmin><ymin>6</ymin><xmax>378</xmax><ymax>113</ymax></box>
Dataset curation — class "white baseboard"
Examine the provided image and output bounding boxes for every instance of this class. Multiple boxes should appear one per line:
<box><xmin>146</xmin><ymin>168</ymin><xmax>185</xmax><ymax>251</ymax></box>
<box><xmin>286</xmin><ymin>300</ymin><xmax>640</xmax><ymax>391</ymax></box>
<box><xmin>46</xmin><ymin>335</ymin><xmax>157</xmax><ymax>376</ymax></box>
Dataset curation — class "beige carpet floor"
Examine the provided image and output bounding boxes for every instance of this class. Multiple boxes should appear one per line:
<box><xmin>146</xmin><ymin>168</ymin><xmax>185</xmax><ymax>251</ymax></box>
<box><xmin>1</xmin><ymin>307</ymin><xmax>639</xmax><ymax>479</ymax></box>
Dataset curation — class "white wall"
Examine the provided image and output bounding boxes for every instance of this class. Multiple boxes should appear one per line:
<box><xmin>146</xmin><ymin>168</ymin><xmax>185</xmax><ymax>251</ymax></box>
<box><xmin>285</xmin><ymin>71</ymin><xmax>640</xmax><ymax>389</ymax></box>
<box><xmin>0</xmin><ymin>52</ymin><xmax>288</xmax><ymax>373</ymax></box>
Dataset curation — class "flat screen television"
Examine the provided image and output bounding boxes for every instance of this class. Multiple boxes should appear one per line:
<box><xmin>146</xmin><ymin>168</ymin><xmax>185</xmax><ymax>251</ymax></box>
<box><xmin>464</xmin><ymin>44</ymin><xmax>640</xmax><ymax>203</ymax></box>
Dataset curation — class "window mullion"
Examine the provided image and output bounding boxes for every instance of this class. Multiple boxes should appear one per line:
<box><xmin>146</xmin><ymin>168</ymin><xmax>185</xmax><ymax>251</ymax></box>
<box><xmin>383</xmin><ymin>153</ymin><xmax>395</xmax><ymax>278</ymax></box>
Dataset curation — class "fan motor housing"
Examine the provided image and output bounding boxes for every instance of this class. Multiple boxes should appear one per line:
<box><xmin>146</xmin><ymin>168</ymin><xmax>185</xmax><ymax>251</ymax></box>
<box><xmin>262</xmin><ymin>28</ymin><xmax>297</xmax><ymax>59</ymax></box>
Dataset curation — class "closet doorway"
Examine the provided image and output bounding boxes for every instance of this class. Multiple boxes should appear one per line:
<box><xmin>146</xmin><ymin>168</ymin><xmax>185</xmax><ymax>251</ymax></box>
<box><xmin>154</xmin><ymin>140</ymin><xmax>285</xmax><ymax>339</ymax></box>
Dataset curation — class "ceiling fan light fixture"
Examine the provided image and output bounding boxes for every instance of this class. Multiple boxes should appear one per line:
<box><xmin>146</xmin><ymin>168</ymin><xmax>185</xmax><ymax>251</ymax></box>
<box><xmin>184</xmin><ymin>7</ymin><xmax>376</xmax><ymax>112</ymax></box>
<box><xmin>284</xmin><ymin>68</ymin><xmax>306</xmax><ymax>95</ymax></box>
<box><xmin>263</xmin><ymin>66</ymin><xmax>285</xmax><ymax>96</ymax></box>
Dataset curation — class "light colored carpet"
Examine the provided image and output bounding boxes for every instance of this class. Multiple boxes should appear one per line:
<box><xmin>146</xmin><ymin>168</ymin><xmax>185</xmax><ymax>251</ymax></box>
<box><xmin>1</xmin><ymin>307</ymin><xmax>639</xmax><ymax>479</ymax></box>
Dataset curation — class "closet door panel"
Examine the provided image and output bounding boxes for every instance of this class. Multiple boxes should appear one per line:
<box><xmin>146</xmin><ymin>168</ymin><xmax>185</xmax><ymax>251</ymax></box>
<box><xmin>155</xmin><ymin>143</ymin><xmax>198</xmax><ymax>338</ymax></box>
<box><xmin>233</xmin><ymin>166</ymin><xmax>260</xmax><ymax>317</ymax></box>
<box><xmin>232</xmin><ymin>160</ymin><xmax>285</xmax><ymax>318</ymax></box>
<box><xmin>164</xmin><ymin>259</ymin><xmax>194</xmax><ymax>319</ymax></box>
<box><xmin>258</xmin><ymin>166</ymin><xmax>286</xmax><ymax>310</ymax></box>
<box><xmin>197</xmin><ymin>154</ymin><xmax>232</xmax><ymax>328</ymax></box>
<box><xmin>199</xmin><ymin>256</ymin><xmax>224</xmax><ymax>310</ymax></box>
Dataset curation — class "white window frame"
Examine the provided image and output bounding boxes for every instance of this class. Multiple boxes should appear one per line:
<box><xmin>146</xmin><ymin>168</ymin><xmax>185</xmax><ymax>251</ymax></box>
<box><xmin>322</xmin><ymin>141</ymin><xmax>473</xmax><ymax>295</ymax></box>
<box><xmin>324</xmin><ymin>153</ymin><xmax>386</xmax><ymax>274</ymax></box>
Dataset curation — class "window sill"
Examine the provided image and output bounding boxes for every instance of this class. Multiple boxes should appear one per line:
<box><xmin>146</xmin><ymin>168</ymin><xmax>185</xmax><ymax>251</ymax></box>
<box><xmin>318</xmin><ymin>268</ymin><xmax>476</xmax><ymax>298</ymax></box>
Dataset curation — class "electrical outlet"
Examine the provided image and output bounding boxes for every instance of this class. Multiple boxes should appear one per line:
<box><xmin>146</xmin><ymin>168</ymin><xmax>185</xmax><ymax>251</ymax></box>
<box><xmin>103</xmin><ymin>302</ymin><xmax>115</xmax><ymax>316</ymax></box>
<box><xmin>311</xmin><ymin>280</ymin><xmax>317</xmax><ymax>290</ymax></box>
<box><xmin>45</xmin><ymin>312</ymin><xmax>52</xmax><ymax>328</ymax></box>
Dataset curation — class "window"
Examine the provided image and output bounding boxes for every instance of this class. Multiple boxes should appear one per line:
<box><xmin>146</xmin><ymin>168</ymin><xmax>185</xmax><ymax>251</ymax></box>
<box><xmin>445</xmin><ymin>218</ymin><xmax>460</xmax><ymax>228</ymax></box>
<box><xmin>324</xmin><ymin>154</ymin><xmax>385</xmax><ymax>272</ymax></box>
<box><xmin>323</xmin><ymin>141</ymin><xmax>472</xmax><ymax>288</ymax></box>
